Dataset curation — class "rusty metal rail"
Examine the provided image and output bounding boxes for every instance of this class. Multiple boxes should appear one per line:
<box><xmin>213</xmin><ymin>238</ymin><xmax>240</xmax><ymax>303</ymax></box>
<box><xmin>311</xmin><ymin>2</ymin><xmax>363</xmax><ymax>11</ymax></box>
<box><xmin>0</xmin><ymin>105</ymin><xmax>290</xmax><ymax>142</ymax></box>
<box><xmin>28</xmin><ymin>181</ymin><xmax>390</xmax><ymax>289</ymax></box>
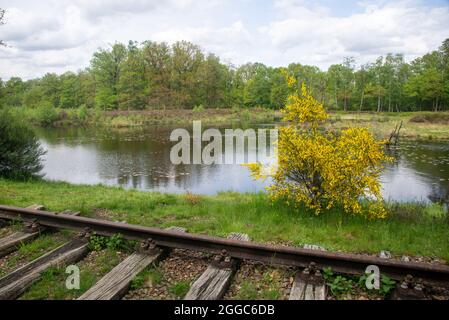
<box><xmin>1</xmin><ymin>204</ymin><xmax>449</xmax><ymax>285</ymax></box>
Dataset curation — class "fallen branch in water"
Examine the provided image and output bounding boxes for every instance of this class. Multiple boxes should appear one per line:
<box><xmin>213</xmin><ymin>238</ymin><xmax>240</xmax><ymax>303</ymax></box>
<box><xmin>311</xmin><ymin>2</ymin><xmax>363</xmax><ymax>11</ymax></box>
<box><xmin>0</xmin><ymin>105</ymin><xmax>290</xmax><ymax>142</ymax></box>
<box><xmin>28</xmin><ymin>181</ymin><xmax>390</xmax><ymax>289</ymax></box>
<box><xmin>387</xmin><ymin>121</ymin><xmax>403</xmax><ymax>146</ymax></box>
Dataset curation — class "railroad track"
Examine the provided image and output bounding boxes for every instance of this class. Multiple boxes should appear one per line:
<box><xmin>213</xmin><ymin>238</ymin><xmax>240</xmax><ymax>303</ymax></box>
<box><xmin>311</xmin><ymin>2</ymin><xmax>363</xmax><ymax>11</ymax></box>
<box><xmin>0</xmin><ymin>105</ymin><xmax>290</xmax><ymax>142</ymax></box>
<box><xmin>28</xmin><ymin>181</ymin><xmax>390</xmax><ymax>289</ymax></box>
<box><xmin>0</xmin><ymin>204</ymin><xmax>448</xmax><ymax>300</ymax></box>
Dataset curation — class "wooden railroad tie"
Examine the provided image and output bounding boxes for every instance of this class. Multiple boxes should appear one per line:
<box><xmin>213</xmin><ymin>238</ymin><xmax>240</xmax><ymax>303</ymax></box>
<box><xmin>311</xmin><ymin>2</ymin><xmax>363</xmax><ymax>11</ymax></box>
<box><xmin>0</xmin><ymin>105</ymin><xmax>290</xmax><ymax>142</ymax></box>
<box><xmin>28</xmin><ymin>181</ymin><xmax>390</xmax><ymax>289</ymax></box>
<box><xmin>391</xmin><ymin>274</ymin><xmax>426</xmax><ymax>300</ymax></box>
<box><xmin>184</xmin><ymin>232</ymin><xmax>250</xmax><ymax>300</ymax></box>
<box><xmin>0</xmin><ymin>205</ymin><xmax>80</xmax><ymax>258</ymax></box>
<box><xmin>0</xmin><ymin>228</ymin><xmax>91</xmax><ymax>300</ymax></box>
<box><xmin>289</xmin><ymin>262</ymin><xmax>326</xmax><ymax>300</ymax></box>
<box><xmin>78</xmin><ymin>226</ymin><xmax>187</xmax><ymax>300</ymax></box>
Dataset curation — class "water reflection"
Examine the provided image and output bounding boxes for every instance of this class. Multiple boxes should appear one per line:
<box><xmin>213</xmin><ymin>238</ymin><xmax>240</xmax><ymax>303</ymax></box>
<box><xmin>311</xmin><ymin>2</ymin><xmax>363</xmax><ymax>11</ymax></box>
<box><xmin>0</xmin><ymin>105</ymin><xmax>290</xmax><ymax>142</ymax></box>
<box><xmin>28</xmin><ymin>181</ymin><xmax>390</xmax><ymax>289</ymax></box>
<box><xmin>382</xmin><ymin>141</ymin><xmax>449</xmax><ymax>203</ymax></box>
<box><xmin>35</xmin><ymin>126</ymin><xmax>449</xmax><ymax>202</ymax></box>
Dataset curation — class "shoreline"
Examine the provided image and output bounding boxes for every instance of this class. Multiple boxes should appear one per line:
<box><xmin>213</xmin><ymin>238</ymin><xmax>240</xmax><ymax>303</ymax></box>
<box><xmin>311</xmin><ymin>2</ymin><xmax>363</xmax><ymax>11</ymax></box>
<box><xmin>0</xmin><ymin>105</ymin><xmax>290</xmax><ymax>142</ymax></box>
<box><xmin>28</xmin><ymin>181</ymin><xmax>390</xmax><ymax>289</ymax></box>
<box><xmin>9</xmin><ymin>107</ymin><xmax>449</xmax><ymax>140</ymax></box>
<box><xmin>1</xmin><ymin>178</ymin><xmax>448</xmax><ymax>261</ymax></box>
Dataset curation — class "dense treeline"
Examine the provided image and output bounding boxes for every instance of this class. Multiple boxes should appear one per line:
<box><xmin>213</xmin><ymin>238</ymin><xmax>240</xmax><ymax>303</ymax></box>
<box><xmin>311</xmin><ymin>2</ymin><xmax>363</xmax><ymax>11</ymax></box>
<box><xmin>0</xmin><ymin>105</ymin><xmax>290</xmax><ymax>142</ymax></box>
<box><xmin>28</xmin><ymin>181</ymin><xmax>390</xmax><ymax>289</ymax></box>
<box><xmin>1</xmin><ymin>39</ymin><xmax>448</xmax><ymax>112</ymax></box>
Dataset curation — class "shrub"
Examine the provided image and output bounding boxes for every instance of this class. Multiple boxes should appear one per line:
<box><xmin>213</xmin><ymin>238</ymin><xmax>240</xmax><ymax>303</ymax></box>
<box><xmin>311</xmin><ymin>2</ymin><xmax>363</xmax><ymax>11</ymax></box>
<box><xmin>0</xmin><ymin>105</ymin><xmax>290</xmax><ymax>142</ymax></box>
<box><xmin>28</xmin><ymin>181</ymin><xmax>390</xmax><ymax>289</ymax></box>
<box><xmin>36</xmin><ymin>102</ymin><xmax>58</xmax><ymax>126</ymax></box>
<box><xmin>88</xmin><ymin>234</ymin><xmax>135</xmax><ymax>252</ymax></box>
<box><xmin>193</xmin><ymin>104</ymin><xmax>205</xmax><ymax>113</ymax></box>
<box><xmin>240</xmin><ymin>110</ymin><xmax>251</xmax><ymax>122</ymax></box>
<box><xmin>231</xmin><ymin>105</ymin><xmax>241</xmax><ymax>113</ymax></box>
<box><xmin>77</xmin><ymin>104</ymin><xmax>89</xmax><ymax>122</ymax></box>
<box><xmin>0</xmin><ymin>108</ymin><xmax>45</xmax><ymax>179</ymax></box>
<box><xmin>185</xmin><ymin>191</ymin><xmax>202</xmax><ymax>205</ymax></box>
<box><xmin>410</xmin><ymin>113</ymin><xmax>449</xmax><ymax>124</ymax></box>
<box><xmin>245</xmin><ymin>74</ymin><xmax>391</xmax><ymax>219</ymax></box>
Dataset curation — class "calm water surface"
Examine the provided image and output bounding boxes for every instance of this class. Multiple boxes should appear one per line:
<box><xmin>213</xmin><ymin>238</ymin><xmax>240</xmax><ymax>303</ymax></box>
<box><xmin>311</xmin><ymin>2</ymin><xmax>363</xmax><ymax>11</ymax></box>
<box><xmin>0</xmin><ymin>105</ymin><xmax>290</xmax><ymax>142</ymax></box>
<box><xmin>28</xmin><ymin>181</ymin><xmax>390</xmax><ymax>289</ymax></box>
<box><xmin>35</xmin><ymin>126</ymin><xmax>449</xmax><ymax>203</ymax></box>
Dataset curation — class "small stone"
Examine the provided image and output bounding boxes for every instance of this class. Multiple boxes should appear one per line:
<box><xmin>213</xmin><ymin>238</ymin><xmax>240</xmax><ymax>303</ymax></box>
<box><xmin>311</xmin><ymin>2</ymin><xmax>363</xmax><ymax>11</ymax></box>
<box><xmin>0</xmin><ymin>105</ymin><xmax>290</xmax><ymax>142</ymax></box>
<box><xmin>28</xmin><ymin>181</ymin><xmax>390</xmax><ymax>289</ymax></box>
<box><xmin>401</xmin><ymin>255</ymin><xmax>410</xmax><ymax>262</ymax></box>
<box><xmin>379</xmin><ymin>251</ymin><xmax>392</xmax><ymax>259</ymax></box>
<box><xmin>303</xmin><ymin>244</ymin><xmax>326</xmax><ymax>251</ymax></box>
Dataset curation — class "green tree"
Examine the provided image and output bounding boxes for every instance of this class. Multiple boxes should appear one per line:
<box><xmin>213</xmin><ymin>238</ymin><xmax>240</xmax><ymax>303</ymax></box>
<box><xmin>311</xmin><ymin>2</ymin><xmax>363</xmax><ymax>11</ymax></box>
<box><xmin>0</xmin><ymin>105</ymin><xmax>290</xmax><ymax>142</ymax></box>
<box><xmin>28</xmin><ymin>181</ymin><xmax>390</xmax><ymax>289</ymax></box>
<box><xmin>91</xmin><ymin>43</ymin><xmax>127</xmax><ymax>110</ymax></box>
<box><xmin>3</xmin><ymin>77</ymin><xmax>25</xmax><ymax>107</ymax></box>
<box><xmin>60</xmin><ymin>71</ymin><xmax>82</xmax><ymax>108</ymax></box>
<box><xmin>354</xmin><ymin>64</ymin><xmax>372</xmax><ymax>111</ymax></box>
<box><xmin>288</xmin><ymin>63</ymin><xmax>326</xmax><ymax>104</ymax></box>
<box><xmin>171</xmin><ymin>41</ymin><xmax>204</xmax><ymax>108</ymax></box>
<box><xmin>2</xmin><ymin>38</ymin><xmax>449</xmax><ymax>113</ymax></box>
<box><xmin>197</xmin><ymin>53</ymin><xmax>229</xmax><ymax>108</ymax></box>
<box><xmin>224</xmin><ymin>65</ymin><xmax>245</xmax><ymax>108</ymax></box>
<box><xmin>368</xmin><ymin>57</ymin><xmax>388</xmax><ymax>112</ymax></box>
<box><xmin>118</xmin><ymin>41</ymin><xmax>147</xmax><ymax>110</ymax></box>
<box><xmin>78</xmin><ymin>69</ymin><xmax>96</xmax><ymax>108</ymax></box>
<box><xmin>404</xmin><ymin>50</ymin><xmax>446</xmax><ymax>111</ymax></box>
<box><xmin>40</xmin><ymin>73</ymin><xmax>61</xmax><ymax>108</ymax></box>
<box><xmin>270</xmin><ymin>68</ymin><xmax>290</xmax><ymax>109</ymax></box>
<box><xmin>242</xmin><ymin>63</ymin><xmax>272</xmax><ymax>108</ymax></box>
<box><xmin>440</xmin><ymin>39</ymin><xmax>449</xmax><ymax>110</ymax></box>
<box><xmin>0</xmin><ymin>78</ymin><xmax>4</xmax><ymax>107</ymax></box>
<box><xmin>142</xmin><ymin>41</ymin><xmax>172</xmax><ymax>108</ymax></box>
<box><xmin>0</xmin><ymin>109</ymin><xmax>45</xmax><ymax>179</ymax></box>
<box><xmin>22</xmin><ymin>81</ymin><xmax>43</xmax><ymax>109</ymax></box>
<box><xmin>327</xmin><ymin>64</ymin><xmax>351</xmax><ymax>110</ymax></box>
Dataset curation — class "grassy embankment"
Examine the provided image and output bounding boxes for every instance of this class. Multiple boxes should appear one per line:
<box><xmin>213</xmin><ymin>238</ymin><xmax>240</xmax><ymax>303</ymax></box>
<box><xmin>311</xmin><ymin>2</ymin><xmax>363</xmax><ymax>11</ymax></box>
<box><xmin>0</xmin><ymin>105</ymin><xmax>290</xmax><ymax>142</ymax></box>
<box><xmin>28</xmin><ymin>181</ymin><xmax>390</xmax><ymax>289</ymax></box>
<box><xmin>328</xmin><ymin>111</ymin><xmax>449</xmax><ymax>140</ymax></box>
<box><xmin>8</xmin><ymin>105</ymin><xmax>449</xmax><ymax>139</ymax></box>
<box><xmin>8</xmin><ymin>106</ymin><xmax>278</xmax><ymax>128</ymax></box>
<box><xmin>1</xmin><ymin>179</ymin><xmax>448</xmax><ymax>261</ymax></box>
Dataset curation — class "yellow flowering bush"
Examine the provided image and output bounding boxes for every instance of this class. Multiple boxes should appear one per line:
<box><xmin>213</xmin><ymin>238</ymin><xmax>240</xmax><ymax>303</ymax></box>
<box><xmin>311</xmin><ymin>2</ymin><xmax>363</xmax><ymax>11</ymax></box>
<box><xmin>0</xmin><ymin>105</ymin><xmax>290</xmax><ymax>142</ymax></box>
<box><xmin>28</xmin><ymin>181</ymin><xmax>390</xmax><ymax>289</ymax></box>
<box><xmin>246</xmin><ymin>75</ymin><xmax>391</xmax><ymax>219</ymax></box>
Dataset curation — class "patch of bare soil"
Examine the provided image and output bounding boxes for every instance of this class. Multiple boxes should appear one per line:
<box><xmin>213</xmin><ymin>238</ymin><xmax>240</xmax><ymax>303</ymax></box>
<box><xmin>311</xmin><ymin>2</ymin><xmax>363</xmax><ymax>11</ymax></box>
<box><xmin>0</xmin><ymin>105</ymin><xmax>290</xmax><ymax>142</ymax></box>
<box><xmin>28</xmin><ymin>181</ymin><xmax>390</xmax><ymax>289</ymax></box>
<box><xmin>410</xmin><ymin>113</ymin><xmax>449</xmax><ymax>124</ymax></box>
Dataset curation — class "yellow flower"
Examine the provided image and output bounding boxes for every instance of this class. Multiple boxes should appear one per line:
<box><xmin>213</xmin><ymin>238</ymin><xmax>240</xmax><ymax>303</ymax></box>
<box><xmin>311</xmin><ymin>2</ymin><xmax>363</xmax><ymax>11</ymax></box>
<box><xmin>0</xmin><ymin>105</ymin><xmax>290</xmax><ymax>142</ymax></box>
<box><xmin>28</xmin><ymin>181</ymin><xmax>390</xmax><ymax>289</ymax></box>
<box><xmin>245</xmin><ymin>81</ymin><xmax>391</xmax><ymax>219</ymax></box>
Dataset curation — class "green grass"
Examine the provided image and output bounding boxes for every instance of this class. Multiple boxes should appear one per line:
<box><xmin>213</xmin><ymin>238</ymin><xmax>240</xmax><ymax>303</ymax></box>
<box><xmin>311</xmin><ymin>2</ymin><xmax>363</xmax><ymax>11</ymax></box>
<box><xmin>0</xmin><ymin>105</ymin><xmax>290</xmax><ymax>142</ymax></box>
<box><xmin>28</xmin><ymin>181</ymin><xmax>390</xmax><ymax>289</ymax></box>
<box><xmin>168</xmin><ymin>280</ymin><xmax>191</xmax><ymax>299</ymax></box>
<box><xmin>236</xmin><ymin>282</ymin><xmax>281</xmax><ymax>300</ymax></box>
<box><xmin>233</xmin><ymin>269</ymin><xmax>285</xmax><ymax>300</ymax></box>
<box><xmin>0</xmin><ymin>232</ymin><xmax>72</xmax><ymax>278</ymax></box>
<box><xmin>19</xmin><ymin>249</ymin><xmax>123</xmax><ymax>300</ymax></box>
<box><xmin>0</xmin><ymin>179</ymin><xmax>448</xmax><ymax>261</ymax></box>
<box><xmin>130</xmin><ymin>267</ymin><xmax>164</xmax><ymax>290</ymax></box>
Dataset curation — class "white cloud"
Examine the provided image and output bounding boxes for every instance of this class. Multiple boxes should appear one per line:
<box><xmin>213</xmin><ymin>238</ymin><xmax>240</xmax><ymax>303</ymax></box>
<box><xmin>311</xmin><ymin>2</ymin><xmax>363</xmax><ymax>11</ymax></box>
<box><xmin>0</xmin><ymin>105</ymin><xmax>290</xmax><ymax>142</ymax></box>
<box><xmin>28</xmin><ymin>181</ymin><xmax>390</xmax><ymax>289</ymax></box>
<box><xmin>2</xmin><ymin>5</ymin><xmax>97</xmax><ymax>51</ymax></box>
<box><xmin>0</xmin><ymin>0</ymin><xmax>448</xmax><ymax>79</ymax></box>
<box><xmin>151</xmin><ymin>21</ymin><xmax>255</xmax><ymax>63</ymax></box>
<box><xmin>266</xmin><ymin>0</ymin><xmax>449</xmax><ymax>67</ymax></box>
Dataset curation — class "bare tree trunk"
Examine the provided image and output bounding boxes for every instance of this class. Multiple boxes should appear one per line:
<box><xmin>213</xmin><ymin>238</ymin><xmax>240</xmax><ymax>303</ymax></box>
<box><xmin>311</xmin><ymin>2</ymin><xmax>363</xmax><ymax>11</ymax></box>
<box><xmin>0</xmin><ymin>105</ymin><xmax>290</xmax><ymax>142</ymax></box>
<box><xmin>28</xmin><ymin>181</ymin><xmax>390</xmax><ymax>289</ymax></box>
<box><xmin>334</xmin><ymin>86</ymin><xmax>338</xmax><ymax>110</ymax></box>
<box><xmin>388</xmin><ymin>93</ymin><xmax>391</xmax><ymax>112</ymax></box>
<box><xmin>377</xmin><ymin>96</ymin><xmax>381</xmax><ymax>112</ymax></box>
<box><xmin>359</xmin><ymin>90</ymin><xmax>364</xmax><ymax>112</ymax></box>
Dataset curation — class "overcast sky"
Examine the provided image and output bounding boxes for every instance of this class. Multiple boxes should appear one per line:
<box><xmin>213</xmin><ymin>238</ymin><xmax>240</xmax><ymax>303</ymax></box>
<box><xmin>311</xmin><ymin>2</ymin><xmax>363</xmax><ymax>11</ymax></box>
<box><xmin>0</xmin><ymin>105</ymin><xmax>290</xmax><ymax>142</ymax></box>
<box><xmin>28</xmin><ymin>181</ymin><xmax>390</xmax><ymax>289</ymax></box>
<box><xmin>0</xmin><ymin>0</ymin><xmax>448</xmax><ymax>80</ymax></box>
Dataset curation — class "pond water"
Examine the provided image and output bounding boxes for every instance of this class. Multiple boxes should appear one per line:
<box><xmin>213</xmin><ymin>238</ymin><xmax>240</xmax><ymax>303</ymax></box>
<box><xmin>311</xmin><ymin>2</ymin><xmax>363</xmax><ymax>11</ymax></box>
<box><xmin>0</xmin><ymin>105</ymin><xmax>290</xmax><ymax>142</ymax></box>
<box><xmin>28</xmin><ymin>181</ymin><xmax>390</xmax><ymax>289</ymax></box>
<box><xmin>35</xmin><ymin>125</ymin><xmax>449</xmax><ymax>203</ymax></box>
